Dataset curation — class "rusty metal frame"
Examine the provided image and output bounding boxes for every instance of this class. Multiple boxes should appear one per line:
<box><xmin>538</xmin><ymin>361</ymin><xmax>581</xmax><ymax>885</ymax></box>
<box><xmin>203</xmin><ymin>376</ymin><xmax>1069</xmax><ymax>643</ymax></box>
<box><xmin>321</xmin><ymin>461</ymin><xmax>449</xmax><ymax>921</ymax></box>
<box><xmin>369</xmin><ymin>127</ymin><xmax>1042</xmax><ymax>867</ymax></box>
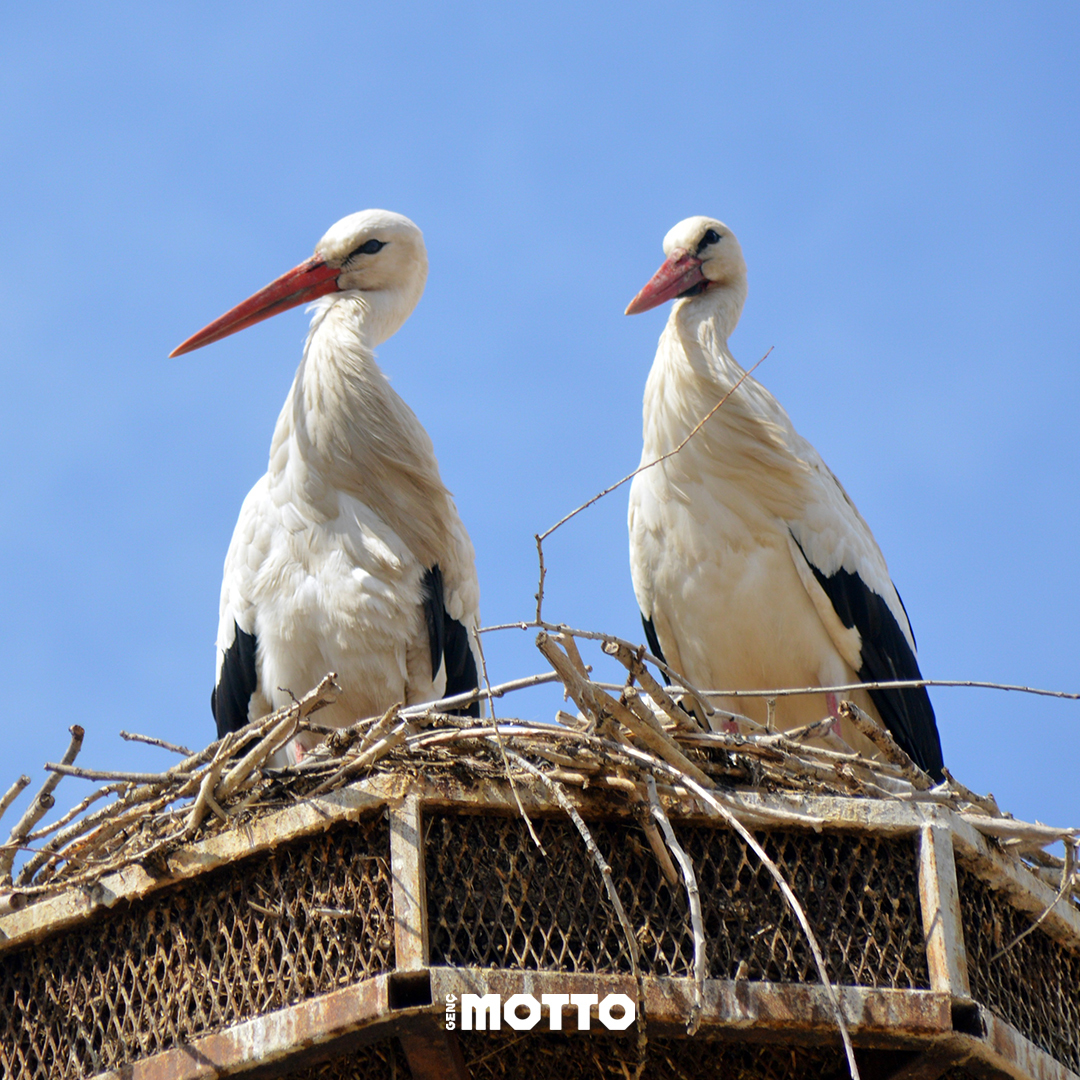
<box><xmin>2</xmin><ymin>772</ymin><xmax>1074</xmax><ymax>1080</ymax></box>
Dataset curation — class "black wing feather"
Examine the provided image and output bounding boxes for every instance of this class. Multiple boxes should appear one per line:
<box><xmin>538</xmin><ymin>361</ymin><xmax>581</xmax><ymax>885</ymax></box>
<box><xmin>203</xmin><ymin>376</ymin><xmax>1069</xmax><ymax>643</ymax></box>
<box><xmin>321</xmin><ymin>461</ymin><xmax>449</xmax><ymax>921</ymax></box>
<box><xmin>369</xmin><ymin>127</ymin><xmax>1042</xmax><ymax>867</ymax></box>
<box><xmin>641</xmin><ymin>612</ymin><xmax>671</xmax><ymax>685</ymax></box>
<box><xmin>790</xmin><ymin>534</ymin><xmax>944</xmax><ymax>780</ymax></box>
<box><xmin>422</xmin><ymin>564</ymin><xmax>480</xmax><ymax>718</ymax></box>
<box><xmin>211</xmin><ymin>620</ymin><xmax>259</xmax><ymax>739</ymax></box>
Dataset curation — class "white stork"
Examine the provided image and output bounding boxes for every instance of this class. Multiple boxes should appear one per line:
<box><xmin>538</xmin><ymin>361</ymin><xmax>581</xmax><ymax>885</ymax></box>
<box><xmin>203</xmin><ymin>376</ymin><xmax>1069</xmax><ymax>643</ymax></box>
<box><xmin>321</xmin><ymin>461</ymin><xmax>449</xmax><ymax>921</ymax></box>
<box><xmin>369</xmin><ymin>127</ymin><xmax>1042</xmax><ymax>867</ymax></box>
<box><xmin>625</xmin><ymin>216</ymin><xmax>944</xmax><ymax>780</ymax></box>
<box><xmin>171</xmin><ymin>209</ymin><xmax>481</xmax><ymax>758</ymax></box>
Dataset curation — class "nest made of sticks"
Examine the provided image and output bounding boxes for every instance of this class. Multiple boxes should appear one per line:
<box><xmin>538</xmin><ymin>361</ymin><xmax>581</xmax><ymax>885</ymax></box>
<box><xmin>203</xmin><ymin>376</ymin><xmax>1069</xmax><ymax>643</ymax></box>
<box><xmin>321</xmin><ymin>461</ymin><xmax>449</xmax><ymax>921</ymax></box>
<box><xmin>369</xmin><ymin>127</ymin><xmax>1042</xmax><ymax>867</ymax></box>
<box><xmin>2</xmin><ymin>621</ymin><xmax>1078</xmax><ymax>1080</ymax></box>
<box><xmin>2</xmin><ymin>622</ymin><xmax>1076</xmax><ymax>909</ymax></box>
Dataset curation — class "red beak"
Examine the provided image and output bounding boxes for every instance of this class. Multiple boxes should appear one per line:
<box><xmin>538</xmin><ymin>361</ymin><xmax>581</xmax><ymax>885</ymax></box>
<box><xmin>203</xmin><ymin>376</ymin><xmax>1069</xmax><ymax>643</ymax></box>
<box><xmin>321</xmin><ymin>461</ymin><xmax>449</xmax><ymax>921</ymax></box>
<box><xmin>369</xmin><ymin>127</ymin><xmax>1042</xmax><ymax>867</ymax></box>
<box><xmin>624</xmin><ymin>249</ymin><xmax>707</xmax><ymax>315</ymax></box>
<box><xmin>169</xmin><ymin>254</ymin><xmax>341</xmax><ymax>357</ymax></box>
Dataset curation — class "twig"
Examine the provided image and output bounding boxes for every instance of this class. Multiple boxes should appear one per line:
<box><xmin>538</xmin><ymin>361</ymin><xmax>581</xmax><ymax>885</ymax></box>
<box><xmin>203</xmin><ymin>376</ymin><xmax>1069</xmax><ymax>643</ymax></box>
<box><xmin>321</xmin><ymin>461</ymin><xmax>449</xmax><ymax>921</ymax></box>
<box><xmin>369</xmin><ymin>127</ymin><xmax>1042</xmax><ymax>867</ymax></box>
<box><xmin>44</xmin><ymin>764</ymin><xmax>189</xmax><ymax>785</ymax></box>
<box><xmin>595</xmin><ymin>737</ymin><xmax>860</xmax><ymax>1080</ymax></box>
<box><xmin>503</xmin><ymin>746</ymin><xmax>647</xmax><ymax>1072</ymax></box>
<box><xmin>0</xmin><ymin>776</ymin><xmax>31</xmax><ymax>827</ymax></box>
<box><xmin>537</xmin><ymin>632</ymin><xmax>714</xmax><ymax>791</ymax></box>
<box><xmin>183</xmin><ymin>734</ymin><xmax>236</xmax><ymax>838</ymax></box>
<box><xmin>603</xmin><ymin>640</ymin><xmax>703</xmax><ymax>733</ymax></box>
<box><xmin>306</xmin><ymin>717</ymin><xmax>409</xmax><ymax>798</ymax></box>
<box><xmin>646</xmin><ymin>775</ymin><xmax>706</xmax><ymax>1035</ymax></box>
<box><xmin>837</xmin><ymin>702</ymin><xmax>932</xmax><ymax>790</ymax></box>
<box><xmin>399</xmin><ymin>671</ymin><xmax>562</xmax><ymax>717</ymax></box>
<box><xmin>942</xmin><ymin>769</ymin><xmax>1001</xmax><ymax>817</ymax></box>
<box><xmin>26</xmin><ymin>783</ymin><xmax>129</xmax><ymax>842</ymax></box>
<box><xmin>961</xmin><ymin>815</ymin><xmax>1079</xmax><ymax>847</ymax></box>
<box><xmin>992</xmin><ymin>840</ymin><xmax>1079</xmax><ymax>961</ymax></box>
<box><xmin>475</xmin><ymin>627</ymin><xmax>544</xmax><ymax>853</ymax></box>
<box><xmin>531</xmin><ymin>351</ymin><xmax>769</xmax><ymax>624</ymax></box>
<box><xmin>119</xmin><ymin>731</ymin><xmax>193</xmax><ymax>756</ymax></box>
<box><xmin>0</xmin><ymin>725</ymin><xmax>84</xmax><ymax>883</ymax></box>
<box><xmin>698</xmin><ymin>678</ymin><xmax>1080</xmax><ymax>702</ymax></box>
<box><xmin>537</xmin><ymin>350</ymin><xmax>772</xmax><ymax>548</ymax></box>
<box><xmin>216</xmin><ymin>707</ymin><xmax>300</xmax><ymax>802</ymax></box>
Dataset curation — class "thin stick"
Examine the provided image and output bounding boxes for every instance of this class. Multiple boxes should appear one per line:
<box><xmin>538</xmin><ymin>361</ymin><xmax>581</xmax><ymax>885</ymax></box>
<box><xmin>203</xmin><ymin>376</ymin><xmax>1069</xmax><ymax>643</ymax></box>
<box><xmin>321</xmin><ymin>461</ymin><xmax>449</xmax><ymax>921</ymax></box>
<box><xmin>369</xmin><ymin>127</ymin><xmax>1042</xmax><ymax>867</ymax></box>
<box><xmin>603</xmin><ymin>640</ymin><xmax>704</xmax><ymax>733</ymax></box>
<box><xmin>837</xmin><ymin>702</ymin><xmax>932</xmax><ymax>790</ymax></box>
<box><xmin>594</xmin><ymin>737</ymin><xmax>860</xmax><ymax>1080</ymax></box>
<box><xmin>698</xmin><ymin>679</ymin><xmax>1080</xmax><ymax>702</ymax></box>
<box><xmin>961</xmin><ymin>815</ymin><xmax>1079</xmax><ymax>846</ymax></box>
<box><xmin>538</xmin><ymin>632</ymin><xmax>714</xmax><ymax>791</ymax></box>
<box><xmin>646</xmin><ymin>775</ymin><xmax>706</xmax><ymax>1035</ymax></box>
<box><xmin>119</xmin><ymin>731</ymin><xmax>193</xmax><ymax>756</ymax></box>
<box><xmin>26</xmin><ymin>783</ymin><xmax>129</xmax><ymax>842</ymax></box>
<box><xmin>400</xmin><ymin>671</ymin><xmax>562</xmax><ymax>716</ymax></box>
<box><xmin>530</xmin><ymin>352</ymin><xmax>769</xmax><ymax>624</ymax></box>
<box><xmin>0</xmin><ymin>725</ymin><xmax>84</xmax><ymax>883</ymax></box>
<box><xmin>991</xmin><ymin>840</ymin><xmax>1079</xmax><ymax>961</ymax></box>
<box><xmin>537</xmin><ymin>350</ymin><xmax>772</xmax><ymax>547</ymax></box>
<box><xmin>183</xmin><ymin>734</ymin><xmax>236</xmax><ymax>838</ymax></box>
<box><xmin>305</xmin><ymin>719</ymin><xmax>409</xmax><ymax>798</ymax></box>
<box><xmin>503</xmin><ymin>745</ymin><xmax>646</xmax><ymax>1069</ymax></box>
<box><xmin>44</xmin><ymin>764</ymin><xmax>189</xmax><ymax>785</ymax></box>
<box><xmin>474</xmin><ymin>626</ymin><xmax>545</xmax><ymax>854</ymax></box>
<box><xmin>942</xmin><ymin>769</ymin><xmax>1001</xmax><ymax>817</ymax></box>
<box><xmin>0</xmin><ymin>776</ymin><xmax>31</xmax><ymax>827</ymax></box>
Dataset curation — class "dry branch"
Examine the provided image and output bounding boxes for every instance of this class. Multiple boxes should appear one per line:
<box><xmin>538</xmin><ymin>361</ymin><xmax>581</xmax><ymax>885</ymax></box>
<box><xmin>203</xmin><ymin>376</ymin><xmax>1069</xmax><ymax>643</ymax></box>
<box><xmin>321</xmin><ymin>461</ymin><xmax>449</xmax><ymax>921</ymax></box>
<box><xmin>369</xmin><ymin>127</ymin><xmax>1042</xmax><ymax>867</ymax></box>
<box><xmin>0</xmin><ymin>725</ymin><xmax>84</xmax><ymax>883</ymax></box>
<box><xmin>119</xmin><ymin>730</ymin><xmax>193</xmax><ymax>756</ymax></box>
<box><xmin>0</xmin><ymin>776</ymin><xmax>31</xmax><ymax>827</ymax></box>
<box><xmin>646</xmin><ymin>775</ymin><xmax>705</xmax><ymax>1035</ymax></box>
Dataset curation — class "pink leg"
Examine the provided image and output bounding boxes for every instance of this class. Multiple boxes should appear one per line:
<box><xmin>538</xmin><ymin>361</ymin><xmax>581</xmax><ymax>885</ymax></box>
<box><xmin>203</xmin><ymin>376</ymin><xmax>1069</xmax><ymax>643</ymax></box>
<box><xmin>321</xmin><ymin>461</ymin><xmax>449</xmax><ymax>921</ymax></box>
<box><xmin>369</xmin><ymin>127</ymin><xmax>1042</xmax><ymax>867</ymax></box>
<box><xmin>825</xmin><ymin>692</ymin><xmax>842</xmax><ymax>734</ymax></box>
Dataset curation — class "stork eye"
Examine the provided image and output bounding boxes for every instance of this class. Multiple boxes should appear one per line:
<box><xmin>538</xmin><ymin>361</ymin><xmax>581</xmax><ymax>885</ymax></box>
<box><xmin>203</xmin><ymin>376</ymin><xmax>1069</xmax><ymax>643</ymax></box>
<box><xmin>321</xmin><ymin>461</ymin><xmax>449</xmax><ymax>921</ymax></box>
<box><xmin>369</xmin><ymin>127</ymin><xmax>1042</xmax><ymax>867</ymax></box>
<box><xmin>697</xmin><ymin>229</ymin><xmax>722</xmax><ymax>253</ymax></box>
<box><xmin>349</xmin><ymin>238</ymin><xmax>386</xmax><ymax>260</ymax></box>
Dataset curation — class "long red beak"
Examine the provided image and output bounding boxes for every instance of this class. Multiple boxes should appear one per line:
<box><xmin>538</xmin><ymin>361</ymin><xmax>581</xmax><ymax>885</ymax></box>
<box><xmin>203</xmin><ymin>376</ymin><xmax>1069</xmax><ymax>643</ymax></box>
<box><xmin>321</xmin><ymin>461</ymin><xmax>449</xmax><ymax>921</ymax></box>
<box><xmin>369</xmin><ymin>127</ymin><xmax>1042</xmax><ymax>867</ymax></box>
<box><xmin>624</xmin><ymin>249</ymin><xmax>707</xmax><ymax>315</ymax></box>
<box><xmin>169</xmin><ymin>254</ymin><xmax>341</xmax><ymax>357</ymax></box>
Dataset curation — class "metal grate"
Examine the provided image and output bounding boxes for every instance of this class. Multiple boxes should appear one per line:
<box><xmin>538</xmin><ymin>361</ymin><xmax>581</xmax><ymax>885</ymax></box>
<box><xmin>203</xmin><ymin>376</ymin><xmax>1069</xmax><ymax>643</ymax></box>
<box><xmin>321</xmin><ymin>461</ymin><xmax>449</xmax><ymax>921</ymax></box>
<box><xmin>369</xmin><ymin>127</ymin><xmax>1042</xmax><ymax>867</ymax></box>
<box><xmin>957</xmin><ymin>864</ymin><xmax>1080</xmax><ymax>1073</ymax></box>
<box><xmin>278</xmin><ymin>1038</ymin><xmax>412</xmax><ymax>1079</ymax></box>
<box><xmin>460</xmin><ymin>1032</ymin><xmax>848</xmax><ymax>1080</ymax></box>
<box><xmin>0</xmin><ymin>814</ymin><xmax>394</xmax><ymax>1080</ymax></box>
<box><xmin>426</xmin><ymin>813</ymin><xmax>928</xmax><ymax>987</ymax></box>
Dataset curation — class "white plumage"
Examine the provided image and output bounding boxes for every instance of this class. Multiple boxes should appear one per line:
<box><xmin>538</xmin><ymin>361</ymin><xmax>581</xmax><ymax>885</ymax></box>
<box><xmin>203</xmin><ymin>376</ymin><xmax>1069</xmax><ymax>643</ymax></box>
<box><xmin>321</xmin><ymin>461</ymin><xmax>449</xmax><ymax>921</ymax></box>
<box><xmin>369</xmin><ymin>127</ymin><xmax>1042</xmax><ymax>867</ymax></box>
<box><xmin>172</xmin><ymin>210</ymin><xmax>480</xmax><ymax>757</ymax></box>
<box><xmin>626</xmin><ymin>216</ymin><xmax>943</xmax><ymax>778</ymax></box>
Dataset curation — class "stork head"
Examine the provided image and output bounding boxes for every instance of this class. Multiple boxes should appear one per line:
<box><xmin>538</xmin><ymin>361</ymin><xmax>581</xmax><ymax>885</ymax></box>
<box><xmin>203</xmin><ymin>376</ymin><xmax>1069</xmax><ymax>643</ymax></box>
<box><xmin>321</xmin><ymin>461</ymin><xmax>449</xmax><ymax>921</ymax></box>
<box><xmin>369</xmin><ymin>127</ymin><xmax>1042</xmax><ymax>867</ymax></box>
<box><xmin>170</xmin><ymin>209</ymin><xmax>428</xmax><ymax>357</ymax></box>
<box><xmin>624</xmin><ymin>217</ymin><xmax>747</xmax><ymax>320</ymax></box>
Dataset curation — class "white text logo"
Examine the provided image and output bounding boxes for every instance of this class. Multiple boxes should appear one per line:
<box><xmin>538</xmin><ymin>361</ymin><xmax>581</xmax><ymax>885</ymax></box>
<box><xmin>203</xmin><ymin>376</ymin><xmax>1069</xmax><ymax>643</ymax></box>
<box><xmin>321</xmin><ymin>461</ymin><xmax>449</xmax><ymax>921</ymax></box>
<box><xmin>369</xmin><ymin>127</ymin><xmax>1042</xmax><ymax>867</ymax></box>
<box><xmin>449</xmin><ymin>992</ymin><xmax>635</xmax><ymax>1031</ymax></box>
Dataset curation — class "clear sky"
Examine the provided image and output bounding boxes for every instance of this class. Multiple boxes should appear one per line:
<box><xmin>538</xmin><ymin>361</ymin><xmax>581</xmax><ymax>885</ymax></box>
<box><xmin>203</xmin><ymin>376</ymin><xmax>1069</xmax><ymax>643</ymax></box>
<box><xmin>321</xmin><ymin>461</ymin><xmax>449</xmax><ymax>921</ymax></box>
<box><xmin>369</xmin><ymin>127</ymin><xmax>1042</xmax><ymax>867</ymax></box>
<box><xmin>1</xmin><ymin>4</ymin><xmax>1077</xmax><ymax>844</ymax></box>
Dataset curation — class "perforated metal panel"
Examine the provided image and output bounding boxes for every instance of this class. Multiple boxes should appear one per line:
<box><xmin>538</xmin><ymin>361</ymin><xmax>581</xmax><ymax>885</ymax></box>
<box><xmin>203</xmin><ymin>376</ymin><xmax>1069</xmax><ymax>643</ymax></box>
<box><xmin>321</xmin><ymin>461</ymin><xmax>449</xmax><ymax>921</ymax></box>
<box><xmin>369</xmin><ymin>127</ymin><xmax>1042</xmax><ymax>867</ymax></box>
<box><xmin>0</xmin><ymin>814</ymin><xmax>394</xmax><ymax>1080</ymax></box>
<box><xmin>425</xmin><ymin>814</ymin><xmax>929</xmax><ymax>988</ymax></box>
<box><xmin>957</xmin><ymin>864</ymin><xmax>1080</xmax><ymax>1073</ymax></box>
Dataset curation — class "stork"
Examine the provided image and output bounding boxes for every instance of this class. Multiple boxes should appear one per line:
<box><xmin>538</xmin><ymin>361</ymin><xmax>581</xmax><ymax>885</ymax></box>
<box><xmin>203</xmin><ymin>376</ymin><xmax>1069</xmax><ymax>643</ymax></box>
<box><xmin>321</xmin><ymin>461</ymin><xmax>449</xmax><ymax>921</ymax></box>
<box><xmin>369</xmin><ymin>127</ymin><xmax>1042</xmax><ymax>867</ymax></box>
<box><xmin>625</xmin><ymin>216</ymin><xmax>944</xmax><ymax>780</ymax></box>
<box><xmin>171</xmin><ymin>209</ymin><xmax>481</xmax><ymax>759</ymax></box>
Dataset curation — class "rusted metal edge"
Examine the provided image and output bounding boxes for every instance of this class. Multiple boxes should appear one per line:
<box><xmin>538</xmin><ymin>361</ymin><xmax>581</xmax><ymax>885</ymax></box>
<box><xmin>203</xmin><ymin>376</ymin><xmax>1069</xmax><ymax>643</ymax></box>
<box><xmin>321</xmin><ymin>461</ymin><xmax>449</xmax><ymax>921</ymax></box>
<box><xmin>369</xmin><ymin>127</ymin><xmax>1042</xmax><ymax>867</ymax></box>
<box><xmin>948</xmin><ymin>810</ymin><xmax>1080</xmax><ymax>953</ymax></box>
<box><xmin>83</xmin><ymin>971</ymin><xmax>951</xmax><ymax>1080</ymax></box>
<box><xmin>941</xmin><ymin>1005</ymin><xmax>1080</xmax><ymax>1080</ymax></box>
<box><xmin>389</xmin><ymin>795</ymin><xmax>428</xmax><ymax>970</ymax></box>
<box><xmin>918</xmin><ymin>822</ymin><xmax>971</xmax><ymax>998</ymax></box>
<box><xmin>86</xmin><ymin>975</ymin><xmax>392</xmax><ymax>1080</ymax></box>
<box><xmin>428</xmin><ymin>968</ymin><xmax>952</xmax><ymax>1041</ymax></box>
<box><xmin>81</xmin><ymin>969</ymin><xmax>1076</xmax><ymax>1080</ymax></box>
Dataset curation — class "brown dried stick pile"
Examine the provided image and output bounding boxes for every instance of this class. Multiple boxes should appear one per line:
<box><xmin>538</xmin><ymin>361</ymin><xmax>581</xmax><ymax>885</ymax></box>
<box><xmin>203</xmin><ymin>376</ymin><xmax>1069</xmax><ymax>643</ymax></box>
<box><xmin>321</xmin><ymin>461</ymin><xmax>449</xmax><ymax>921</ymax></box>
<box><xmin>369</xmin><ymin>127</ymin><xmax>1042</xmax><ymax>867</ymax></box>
<box><xmin>1</xmin><ymin>629</ymin><xmax>1076</xmax><ymax>913</ymax></box>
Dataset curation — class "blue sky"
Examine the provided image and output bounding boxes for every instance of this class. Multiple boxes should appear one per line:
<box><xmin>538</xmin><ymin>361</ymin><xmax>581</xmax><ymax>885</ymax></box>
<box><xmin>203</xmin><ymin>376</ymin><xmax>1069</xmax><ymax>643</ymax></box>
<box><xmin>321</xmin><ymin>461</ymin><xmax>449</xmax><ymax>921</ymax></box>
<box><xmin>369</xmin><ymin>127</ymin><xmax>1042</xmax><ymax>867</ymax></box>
<box><xmin>1</xmin><ymin>4</ymin><xmax>1077</xmax><ymax>842</ymax></box>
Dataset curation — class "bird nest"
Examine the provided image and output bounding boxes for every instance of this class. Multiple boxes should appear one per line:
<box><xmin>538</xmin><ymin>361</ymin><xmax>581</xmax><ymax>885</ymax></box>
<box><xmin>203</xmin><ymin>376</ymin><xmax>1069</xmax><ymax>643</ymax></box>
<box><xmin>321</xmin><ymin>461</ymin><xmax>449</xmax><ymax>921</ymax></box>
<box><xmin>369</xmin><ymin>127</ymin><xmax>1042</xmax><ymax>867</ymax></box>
<box><xmin>2</xmin><ymin>624</ymin><xmax>1076</xmax><ymax>913</ymax></box>
<box><xmin>1</xmin><ymin>623</ymin><xmax>1079</xmax><ymax>1080</ymax></box>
